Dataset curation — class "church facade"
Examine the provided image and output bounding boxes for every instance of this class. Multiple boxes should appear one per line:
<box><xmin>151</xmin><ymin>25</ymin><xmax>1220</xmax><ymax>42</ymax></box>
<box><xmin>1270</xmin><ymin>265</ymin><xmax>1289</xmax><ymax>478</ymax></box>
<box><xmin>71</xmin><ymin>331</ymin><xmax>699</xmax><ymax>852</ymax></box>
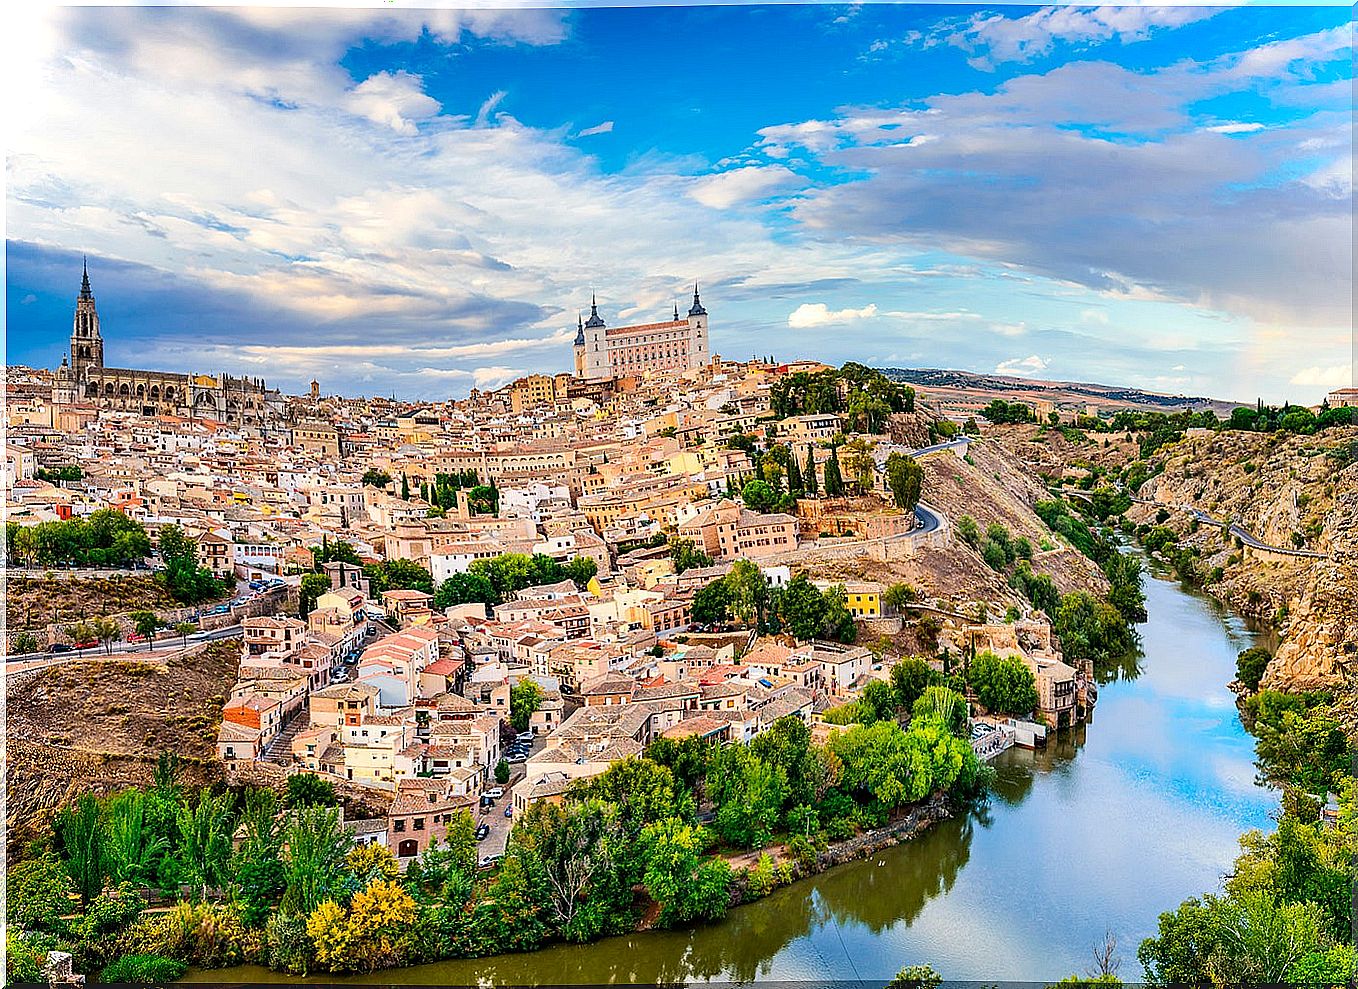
<box><xmin>573</xmin><ymin>286</ymin><xmax>709</xmax><ymax>381</ymax></box>
<box><xmin>53</xmin><ymin>262</ymin><xmax>281</xmax><ymax>423</ymax></box>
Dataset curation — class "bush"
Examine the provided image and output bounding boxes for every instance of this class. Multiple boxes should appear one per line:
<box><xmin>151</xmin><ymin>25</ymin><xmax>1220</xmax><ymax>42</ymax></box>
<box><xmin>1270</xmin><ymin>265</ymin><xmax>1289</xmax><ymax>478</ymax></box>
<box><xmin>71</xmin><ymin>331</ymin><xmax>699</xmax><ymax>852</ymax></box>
<box><xmin>129</xmin><ymin>901</ymin><xmax>249</xmax><ymax>969</ymax></box>
<box><xmin>265</xmin><ymin>913</ymin><xmax>313</xmax><ymax>976</ymax></box>
<box><xmin>1236</xmin><ymin>646</ymin><xmax>1272</xmax><ymax>693</ymax></box>
<box><xmin>99</xmin><ymin>953</ymin><xmax>189</xmax><ymax>983</ymax></box>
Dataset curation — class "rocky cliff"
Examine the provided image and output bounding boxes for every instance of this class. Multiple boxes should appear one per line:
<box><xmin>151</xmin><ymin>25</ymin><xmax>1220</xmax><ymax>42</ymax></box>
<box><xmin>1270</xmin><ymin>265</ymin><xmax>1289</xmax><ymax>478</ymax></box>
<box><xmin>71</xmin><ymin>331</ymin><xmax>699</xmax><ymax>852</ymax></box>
<box><xmin>1129</xmin><ymin>428</ymin><xmax>1357</xmax><ymax>690</ymax></box>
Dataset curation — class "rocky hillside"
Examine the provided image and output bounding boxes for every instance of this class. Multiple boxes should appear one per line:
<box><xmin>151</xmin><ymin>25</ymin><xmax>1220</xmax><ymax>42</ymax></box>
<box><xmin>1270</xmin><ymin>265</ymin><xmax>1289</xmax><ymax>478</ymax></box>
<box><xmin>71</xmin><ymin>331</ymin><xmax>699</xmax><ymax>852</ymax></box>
<box><xmin>1129</xmin><ymin>427</ymin><xmax>1357</xmax><ymax>690</ymax></box>
<box><xmin>801</xmin><ymin>434</ymin><xmax>1108</xmax><ymax>615</ymax></box>
<box><xmin>5</xmin><ymin>639</ymin><xmax>239</xmax><ymax>857</ymax></box>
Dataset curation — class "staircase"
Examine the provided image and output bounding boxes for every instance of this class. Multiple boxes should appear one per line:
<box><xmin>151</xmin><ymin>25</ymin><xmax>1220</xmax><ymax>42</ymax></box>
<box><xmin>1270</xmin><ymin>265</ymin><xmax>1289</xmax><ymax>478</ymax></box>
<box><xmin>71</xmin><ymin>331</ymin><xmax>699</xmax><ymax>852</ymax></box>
<box><xmin>261</xmin><ymin>710</ymin><xmax>310</xmax><ymax>765</ymax></box>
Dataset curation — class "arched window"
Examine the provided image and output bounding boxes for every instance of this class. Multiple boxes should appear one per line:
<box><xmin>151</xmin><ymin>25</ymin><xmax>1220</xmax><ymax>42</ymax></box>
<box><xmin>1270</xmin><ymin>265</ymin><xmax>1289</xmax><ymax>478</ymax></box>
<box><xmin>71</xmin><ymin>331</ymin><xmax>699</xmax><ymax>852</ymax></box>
<box><xmin>104</xmin><ymin>382</ymin><xmax>115</xmax><ymax>397</ymax></box>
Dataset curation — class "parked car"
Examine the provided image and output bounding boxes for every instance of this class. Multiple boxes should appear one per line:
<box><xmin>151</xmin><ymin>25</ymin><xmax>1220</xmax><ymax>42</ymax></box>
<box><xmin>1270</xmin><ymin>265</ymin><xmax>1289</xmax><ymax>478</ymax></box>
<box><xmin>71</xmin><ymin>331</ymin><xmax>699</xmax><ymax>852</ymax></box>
<box><xmin>127</xmin><ymin>632</ymin><xmax>145</xmax><ymax>642</ymax></box>
<box><xmin>49</xmin><ymin>643</ymin><xmax>73</xmax><ymax>654</ymax></box>
<box><xmin>475</xmin><ymin>824</ymin><xmax>490</xmax><ymax>840</ymax></box>
<box><xmin>74</xmin><ymin>640</ymin><xmax>98</xmax><ymax>650</ymax></box>
<box><xmin>485</xmin><ymin>787</ymin><xmax>504</xmax><ymax>798</ymax></box>
<box><xmin>503</xmin><ymin>805</ymin><xmax>513</xmax><ymax>818</ymax></box>
<box><xmin>478</xmin><ymin>854</ymin><xmax>502</xmax><ymax>870</ymax></box>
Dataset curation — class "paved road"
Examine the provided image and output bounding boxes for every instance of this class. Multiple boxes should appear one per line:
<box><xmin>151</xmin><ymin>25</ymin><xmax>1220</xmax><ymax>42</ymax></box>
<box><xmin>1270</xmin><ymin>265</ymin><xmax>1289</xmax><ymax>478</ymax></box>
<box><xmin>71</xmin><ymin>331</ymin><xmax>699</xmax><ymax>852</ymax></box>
<box><xmin>913</xmin><ymin>502</ymin><xmax>943</xmax><ymax>535</ymax></box>
<box><xmin>1056</xmin><ymin>485</ymin><xmax>1328</xmax><ymax>560</ymax></box>
<box><xmin>7</xmin><ymin>624</ymin><xmax>242</xmax><ymax>666</ymax></box>
<box><xmin>908</xmin><ymin>436</ymin><xmax>973</xmax><ymax>458</ymax></box>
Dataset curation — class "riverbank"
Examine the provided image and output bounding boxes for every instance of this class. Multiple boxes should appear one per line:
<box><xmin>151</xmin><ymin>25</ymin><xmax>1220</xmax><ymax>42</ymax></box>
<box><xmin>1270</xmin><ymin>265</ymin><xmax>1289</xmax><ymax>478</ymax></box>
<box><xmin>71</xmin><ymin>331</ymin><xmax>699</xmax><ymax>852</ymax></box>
<box><xmin>192</xmin><ymin>556</ymin><xmax>1275</xmax><ymax>984</ymax></box>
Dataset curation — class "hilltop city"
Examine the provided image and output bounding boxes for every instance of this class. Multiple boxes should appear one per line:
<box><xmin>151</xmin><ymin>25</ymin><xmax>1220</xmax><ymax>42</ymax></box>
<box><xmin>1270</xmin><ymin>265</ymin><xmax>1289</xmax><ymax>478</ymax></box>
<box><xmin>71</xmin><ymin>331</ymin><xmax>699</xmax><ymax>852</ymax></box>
<box><xmin>6</xmin><ymin>264</ymin><xmax>1356</xmax><ymax>983</ymax></box>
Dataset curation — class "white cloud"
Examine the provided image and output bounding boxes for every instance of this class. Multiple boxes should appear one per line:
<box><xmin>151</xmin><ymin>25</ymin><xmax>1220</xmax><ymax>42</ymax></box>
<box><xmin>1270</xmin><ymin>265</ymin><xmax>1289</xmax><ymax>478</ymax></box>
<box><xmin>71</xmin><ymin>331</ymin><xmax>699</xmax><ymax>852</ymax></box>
<box><xmin>938</xmin><ymin>6</ymin><xmax>1223</xmax><ymax>70</ymax></box>
<box><xmin>577</xmin><ymin>120</ymin><xmax>614</xmax><ymax>138</ymax></box>
<box><xmin>471</xmin><ymin>366</ymin><xmax>524</xmax><ymax>389</ymax></box>
<box><xmin>476</xmin><ymin>90</ymin><xmax>507</xmax><ymax>126</ymax></box>
<box><xmin>1290</xmin><ymin>365</ymin><xmax>1351</xmax><ymax>388</ymax></box>
<box><xmin>346</xmin><ymin>71</ymin><xmax>441</xmax><ymax>135</ymax></box>
<box><xmin>788</xmin><ymin>302</ymin><xmax>879</xmax><ymax>329</ymax></box>
<box><xmin>1205</xmin><ymin>122</ymin><xmax>1265</xmax><ymax>134</ymax></box>
<box><xmin>995</xmin><ymin>354</ymin><xmax>1050</xmax><ymax>376</ymax></box>
<box><xmin>690</xmin><ymin>165</ymin><xmax>799</xmax><ymax>209</ymax></box>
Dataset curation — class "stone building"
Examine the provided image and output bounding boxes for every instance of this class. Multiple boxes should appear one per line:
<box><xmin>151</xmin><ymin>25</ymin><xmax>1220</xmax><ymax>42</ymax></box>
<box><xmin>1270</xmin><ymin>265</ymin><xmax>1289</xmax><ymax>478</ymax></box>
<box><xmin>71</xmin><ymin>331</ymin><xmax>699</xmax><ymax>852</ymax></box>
<box><xmin>52</xmin><ymin>260</ymin><xmax>282</xmax><ymax>422</ymax></box>
<box><xmin>573</xmin><ymin>285</ymin><xmax>710</xmax><ymax>381</ymax></box>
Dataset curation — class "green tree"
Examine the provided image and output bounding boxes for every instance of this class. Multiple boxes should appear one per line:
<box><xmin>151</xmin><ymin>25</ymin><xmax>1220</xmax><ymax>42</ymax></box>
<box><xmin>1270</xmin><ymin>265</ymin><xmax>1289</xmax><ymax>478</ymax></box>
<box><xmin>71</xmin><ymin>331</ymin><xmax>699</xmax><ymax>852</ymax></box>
<box><xmin>434</xmin><ymin>572</ymin><xmax>496</xmax><ymax>609</ymax></box>
<box><xmin>176</xmin><ymin>789</ymin><xmax>235</xmax><ymax>901</ymax></box>
<box><xmin>779</xmin><ymin>574</ymin><xmax>826</xmax><ymax>640</ymax></box>
<box><xmin>639</xmin><ymin>819</ymin><xmax>732</xmax><ymax>927</ymax></box>
<box><xmin>955</xmin><ymin>514</ymin><xmax>981</xmax><ymax>548</ymax></box>
<box><xmin>823</xmin><ymin>445</ymin><xmax>845</xmax><ymax>497</ymax></box>
<box><xmin>361</xmin><ymin>468</ymin><xmax>392</xmax><ymax>489</ymax></box>
<box><xmin>7</xmin><ymin>848</ymin><xmax>75</xmax><ymax>931</ymax></box>
<box><xmin>668</xmin><ymin>537</ymin><xmax>712</xmax><ymax>575</ymax></box>
<box><xmin>299</xmin><ymin>573</ymin><xmax>331</xmax><ymax>617</ymax></box>
<box><xmin>510</xmin><ymin>679</ymin><xmax>544</xmax><ymax>733</ymax></box>
<box><xmin>58</xmin><ymin>793</ymin><xmax>111</xmax><ymax>907</ymax></box>
<box><xmin>803</xmin><ymin>447</ymin><xmax>819</xmax><ymax>496</ymax></box>
<box><xmin>130</xmin><ymin>610</ymin><xmax>160</xmax><ymax>650</ymax></box>
<box><xmin>286</xmin><ymin>773</ymin><xmax>337</xmax><ymax>809</ymax></box>
<box><xmin>884</xmin><ymin>452</ymin><xmax>924</xmax><ymax>511</ymax></box>
<box><xmin>281</xmin><ymin>806</ymin><xmax>351</xmax><ymax>916</ymax></box>
<box><xmin>890</xmin><ymin>656</ymin><xmax>936</xmax><ymax>711</ymax></box>
<box><xmin>740</xmin><ymin>479</ymin><xmax>777</xmax><ymax>513</ymax></box>
<box><xmin>967</xmin><ymin>651</ymin><xmax>1039</xmax><ymax>716</ymax></box>
<box><xmin>1236</xmin><ymin>646</ymin><xmax>1272</xmax><ymax>693</ymax></box>
<box><xmin>173</xmin><ymin>621</ymin><xmax>197</xmax><ymax>648</ymax></box>
<box><xmin>1054</xmin><ymin>590</ymin><xmax>1135</xmax><ymax>663</ymax></box>
<box><xmin>820</xmin><ymin>585</ymin><xmax>858</xmax><ymax>643</ymax></box>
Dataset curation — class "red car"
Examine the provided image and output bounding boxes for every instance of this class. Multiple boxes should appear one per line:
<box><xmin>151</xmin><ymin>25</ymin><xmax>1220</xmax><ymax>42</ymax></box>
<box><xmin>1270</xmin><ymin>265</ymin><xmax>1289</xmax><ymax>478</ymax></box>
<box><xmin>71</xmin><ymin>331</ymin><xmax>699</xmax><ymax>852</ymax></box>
<box><xmin>74</xmin><ymin>640</ymin><xmax>98</xmax><ymax>650</ymax></box>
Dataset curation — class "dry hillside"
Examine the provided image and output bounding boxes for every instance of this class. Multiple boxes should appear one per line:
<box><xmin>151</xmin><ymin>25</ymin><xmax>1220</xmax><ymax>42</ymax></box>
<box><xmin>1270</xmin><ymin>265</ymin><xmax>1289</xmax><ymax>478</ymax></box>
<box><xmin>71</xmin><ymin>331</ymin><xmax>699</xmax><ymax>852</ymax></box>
<box><xmin>5</xmin><ymin>639</ymin><xmax>239</xmax><ymax>856</ymax></box>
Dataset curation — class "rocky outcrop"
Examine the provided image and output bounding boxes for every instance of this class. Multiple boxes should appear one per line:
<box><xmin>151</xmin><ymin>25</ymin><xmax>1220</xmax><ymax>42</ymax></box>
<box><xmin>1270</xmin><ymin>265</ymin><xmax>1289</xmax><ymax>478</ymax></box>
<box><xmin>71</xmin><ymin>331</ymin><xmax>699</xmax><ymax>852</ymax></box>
<box><xmin>1129</xmin><ymin>427</ymin><xmax>1358</xmax><ymax>691</ymax></box>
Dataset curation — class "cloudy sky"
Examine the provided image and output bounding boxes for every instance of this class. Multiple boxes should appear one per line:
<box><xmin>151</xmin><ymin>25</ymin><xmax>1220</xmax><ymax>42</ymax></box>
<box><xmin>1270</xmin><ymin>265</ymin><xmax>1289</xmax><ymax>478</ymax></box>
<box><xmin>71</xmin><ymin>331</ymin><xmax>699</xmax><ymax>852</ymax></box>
<box><xmin>5</xmin><ymin>2</ymin><xmax>1352</xmax><ymax>403</ymax></box>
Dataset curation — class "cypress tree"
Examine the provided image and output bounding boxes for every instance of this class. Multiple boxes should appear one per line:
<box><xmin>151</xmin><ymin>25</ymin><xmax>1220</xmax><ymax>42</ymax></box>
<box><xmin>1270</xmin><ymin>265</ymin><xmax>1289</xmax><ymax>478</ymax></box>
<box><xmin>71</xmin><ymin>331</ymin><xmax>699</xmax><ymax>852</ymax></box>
<box><xmin>804</xmin><ymin>447</ymin><xmax>818</xmax><ymax>496</ymax></box>
<box><xmin>823</xmin><ymin>446</ymin><xmax>844</xmax><ymax>497</ymax></box>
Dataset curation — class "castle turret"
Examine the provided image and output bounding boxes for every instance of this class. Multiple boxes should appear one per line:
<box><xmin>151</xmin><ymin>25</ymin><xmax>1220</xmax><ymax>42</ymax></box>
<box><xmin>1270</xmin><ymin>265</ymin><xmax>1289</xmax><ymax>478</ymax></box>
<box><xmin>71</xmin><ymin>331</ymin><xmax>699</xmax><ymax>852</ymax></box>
<box><xmin>573</xmin><ymin>314</ymin><xmax>586</xmax><ymax>377</ymax></box>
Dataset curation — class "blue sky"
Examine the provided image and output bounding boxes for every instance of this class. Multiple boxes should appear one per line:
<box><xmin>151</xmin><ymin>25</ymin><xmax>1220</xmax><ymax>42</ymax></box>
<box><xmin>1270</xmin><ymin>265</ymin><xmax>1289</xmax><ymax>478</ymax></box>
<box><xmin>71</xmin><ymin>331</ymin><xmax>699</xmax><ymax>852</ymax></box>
<box><xmin>5</xmin><ymin>3</ymin><xmax>1352</xmax><ymax>402</ymax></box>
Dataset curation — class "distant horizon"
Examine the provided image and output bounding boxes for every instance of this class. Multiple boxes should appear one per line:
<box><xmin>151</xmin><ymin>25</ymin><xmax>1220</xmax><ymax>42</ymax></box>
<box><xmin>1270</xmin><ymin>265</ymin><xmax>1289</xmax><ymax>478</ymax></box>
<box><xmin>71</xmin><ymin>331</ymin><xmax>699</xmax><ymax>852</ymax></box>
<box><xmin>6</xmin><ymin>4</ymin><xmax>1353</xmax><ymax>403</ymax></box>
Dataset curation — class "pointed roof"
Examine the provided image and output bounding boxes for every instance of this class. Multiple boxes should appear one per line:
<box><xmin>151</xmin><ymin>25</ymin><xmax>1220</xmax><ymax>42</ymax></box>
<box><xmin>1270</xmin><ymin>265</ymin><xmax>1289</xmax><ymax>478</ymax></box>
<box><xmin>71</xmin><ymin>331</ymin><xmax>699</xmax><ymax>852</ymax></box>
<box><xmin>79</xmin><ymin>256</ymin><xmax>93</xmax><ymax>300</ymax></box>
<box><xmin>687</xmin><ymin>283</ymin><xmax>706</xmax><ymax>317</ymax></box>
<box><xmin>584</xmin><ymin>292</ymin><xmax>606</xmax><ymax>329</ymax></box>
<box><xmin>574</xmin><ymin>313</ymin><xmax>585</xmax><ymax>347</ymax></box>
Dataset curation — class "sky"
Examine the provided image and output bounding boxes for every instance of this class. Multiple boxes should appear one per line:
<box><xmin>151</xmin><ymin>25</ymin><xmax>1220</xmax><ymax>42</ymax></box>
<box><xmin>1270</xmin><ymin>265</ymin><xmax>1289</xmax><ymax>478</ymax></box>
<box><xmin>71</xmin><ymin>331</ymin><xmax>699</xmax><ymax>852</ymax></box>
<box><xmin>4</xmin><ymin>2</ymin><xmax>1353</xmax><ymax>404</ymax></box>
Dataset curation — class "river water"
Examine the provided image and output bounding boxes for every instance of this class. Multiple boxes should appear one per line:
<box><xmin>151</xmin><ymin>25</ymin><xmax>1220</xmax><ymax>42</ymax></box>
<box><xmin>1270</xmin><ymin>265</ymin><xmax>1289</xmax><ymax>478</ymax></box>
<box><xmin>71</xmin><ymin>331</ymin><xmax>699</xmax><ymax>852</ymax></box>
<box><xmin>199</xmin><ymin>558</ymin><xmax>1276</xmax><ymax>984</ymax></box>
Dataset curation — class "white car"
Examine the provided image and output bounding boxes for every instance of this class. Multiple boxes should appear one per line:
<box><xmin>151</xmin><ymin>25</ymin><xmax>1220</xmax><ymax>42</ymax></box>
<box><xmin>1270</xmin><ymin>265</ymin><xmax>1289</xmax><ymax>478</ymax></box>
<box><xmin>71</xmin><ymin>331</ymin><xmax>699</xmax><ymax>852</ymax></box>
<box><xmin>485</xmin><ymin>786</ymin><xmax>504</xmax><ymax>798</ymax></box>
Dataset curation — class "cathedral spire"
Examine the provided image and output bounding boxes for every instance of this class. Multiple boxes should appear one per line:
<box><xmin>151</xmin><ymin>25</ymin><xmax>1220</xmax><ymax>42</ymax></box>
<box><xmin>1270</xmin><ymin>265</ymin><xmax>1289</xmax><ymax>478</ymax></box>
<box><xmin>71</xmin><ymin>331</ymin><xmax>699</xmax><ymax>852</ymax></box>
<box><xmin>80</xmin><ymin>256</ymin><xmax>92</xmax><ymax>300</ymax></box>
<box><xmin>574</xmin><ymin>313</ymin><xmax>585</xmax><ymax>347</ymax></box>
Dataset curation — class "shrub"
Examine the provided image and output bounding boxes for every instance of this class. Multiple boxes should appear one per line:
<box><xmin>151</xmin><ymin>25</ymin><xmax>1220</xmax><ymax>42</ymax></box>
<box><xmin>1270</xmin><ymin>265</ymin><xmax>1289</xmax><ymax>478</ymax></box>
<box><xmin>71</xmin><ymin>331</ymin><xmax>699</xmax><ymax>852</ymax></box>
<box><xmin>99</xmin><ymin>954</ymin><xmax>189</xmax><ymax>983</ymax></box>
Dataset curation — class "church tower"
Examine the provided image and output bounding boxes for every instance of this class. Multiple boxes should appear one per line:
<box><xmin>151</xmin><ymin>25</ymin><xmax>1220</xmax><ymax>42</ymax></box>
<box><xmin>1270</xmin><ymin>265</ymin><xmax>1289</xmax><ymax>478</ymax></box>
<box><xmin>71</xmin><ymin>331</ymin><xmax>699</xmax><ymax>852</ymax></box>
<box><xmin>70</xmin><ymin>258</ymin><xmax>105</xmax><ymax>377</ymax></box>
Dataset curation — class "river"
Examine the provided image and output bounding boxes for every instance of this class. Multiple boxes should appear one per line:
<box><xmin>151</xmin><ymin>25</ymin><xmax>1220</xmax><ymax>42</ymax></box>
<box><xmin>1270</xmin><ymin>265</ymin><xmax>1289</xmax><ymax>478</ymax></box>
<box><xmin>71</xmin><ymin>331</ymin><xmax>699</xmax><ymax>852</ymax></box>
<box><xmin>197</xmin><ymin>557</ymin><xmax>1277</xmax><ymax>984</ymax></box>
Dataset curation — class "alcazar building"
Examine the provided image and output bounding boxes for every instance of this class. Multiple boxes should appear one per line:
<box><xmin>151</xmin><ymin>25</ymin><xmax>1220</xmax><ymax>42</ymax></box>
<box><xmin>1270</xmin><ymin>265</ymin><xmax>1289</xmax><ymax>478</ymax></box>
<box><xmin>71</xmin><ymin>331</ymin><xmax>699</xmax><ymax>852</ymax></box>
<box><xmin>573</xmin><ymin>285</ymin><xmax>709</xmax><ymax>381</ymax></box>
<box><xmin>53</xmin><ymin>261</ymin><xmax>282</xmax><ymax>423</ymax></box>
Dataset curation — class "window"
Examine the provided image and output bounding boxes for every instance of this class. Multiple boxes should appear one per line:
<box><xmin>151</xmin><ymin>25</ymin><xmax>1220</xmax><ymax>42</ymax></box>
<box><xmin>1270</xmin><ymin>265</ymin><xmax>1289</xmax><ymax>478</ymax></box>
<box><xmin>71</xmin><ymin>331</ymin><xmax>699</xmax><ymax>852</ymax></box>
<box><xmin>414</xmin><ymin>817</ymin><xmax>426</xmax><ymax>831</ymax></box>
<box><xmin>394</xmin><ymin>819</ymin><xmax>406</xmax><ymax>833</ymax></box>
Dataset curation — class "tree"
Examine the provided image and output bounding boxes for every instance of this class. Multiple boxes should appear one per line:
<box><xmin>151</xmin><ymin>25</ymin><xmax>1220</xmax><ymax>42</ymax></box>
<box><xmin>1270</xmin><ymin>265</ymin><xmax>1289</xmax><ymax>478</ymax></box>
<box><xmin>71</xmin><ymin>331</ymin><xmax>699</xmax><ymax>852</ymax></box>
<box><xmin>691</xmin><ymin>577</ymin><xmax>732</xmax><ymax>627</ymax></box>
<box><xmin>639</xmin><ymin>819</ymin><xmax>732</xmax><ymax>926</ymax></box>
<box><xmin>779</xmin><ymin>575</ymin><xmax>827</xmax><ymax>641</ymax></box>
<box><xmin>841</xmin><ymin>437</ymin><xmax>876</xmax><ymax>493</ymax></box>
<box><xmin>299</xmin><ymin>573</ymin><xmax>331</xmax><ymax>617</ymax></box>
<box><xmin>176</xmin><ymin>789</ymin><xmax>235</xmax><ymax>901</ymax></box>
<box><xmin>668</xmin><ymin>537</ymin><xmax>712</xmax><ymax>575</ymax></box>
<box><xmin>727</xmin><ymin>560</ymin><xmax>771</xmax><ymax>629</ymax></box>
<box><xmin>890</xmin><ymin>656</ymin><xmax>936</xmax><ymax>711</ymax></box>
<box><xmin>58</xmin><ymin>793</ymin><xmax>111</xmax><ymax>907</ymax></box>
<box><xmin>434</xmin><ymin>572</ymin><xmax>496</xmax><ymax>609</ymax></box>
<box><xmin>803</xmin><ymin>447</ymin><xmax>819</xmax><ymax>496</ymax></box>
<box><xmin>887</xmin><ymin>964</ymin><xmax>943</xmax><ymax>989</ymax></box>
<box><xmin>130</xmin><ymin>610</ymin><xmax>159</xmax><ymax>650</ymax></box>
<box><xmin>173</xmin><ymin>621</ymin><xmax>197</xmax><ymax>648</ymax></box>
<box><xmin>91</xmin><ymin>616</ymin><xmax>121</xmax><ymax>655</ymax></box>
<box><xmin>1236</xmin><ymin>646</ymin><xmax>1272</xmax><ymax>693</ymax></box>
<box><xmin>286</xmin><ymin>773</ymin><xmax>337</xmax><ymax>809</ymax></box>
<box><xmin>360</xmin><ymin>468</ymin><xmax>392</xmax><ymax>489</ymax></box>
<box><xmin>955</xmin><ymin>514</ymin><xmax>981</xmax><ymax>548</ymax></box>
<box><xmin>495</xmin><ymin>758</ymin><xmax>511</xmax><ymax>785</ymax></box>
<box><xmin>707</xmin><ymin>745</ymin><xmax>789</xmax><ymax>848</ymax></box>
<box><xmin>740</xmin><ymin>479</ymin><xmax>777</xmax><ymax>513</ymax></box>
<box><xmin>510</xmin><ymin>679</ymin><xmax>544</xmax><ymax>733</ymax></box>
<box><xmin>281</xmin><ymin>806</ymin><xmax>351</xmax><ymax>916</ymax></box>
<box><xmin>8</xmin><ymin>848</ymin><xmax>75</xmax><ymax>931</ymax></box>
<box><xmin>859</xmin><ymin>679</ymin><xmax>899</xmax><ymax>724</ymax></box>
<box><xmin>823</xmin><ymin>445</ymin><xmax>845</xmax><ymax>497</ymax></box>
<box><xmin>1055</xmin><ymin>591</ymin><xmax>1135</xmax><ymax>662</ymax></box>
<box><xmin>820</xmin><ymin>585</ymin><xmax>857</xmax><ymax>643</ymax></box>
<box><xmin>912</xmin><ymin>686</ymin><xmax>968</xmax><ymax>736</ymax></box>
<box><xmin>967</xmin><ymin>651</ymin><xmax>1039</xmax><ymax>716</ymax></box>
<box><xmin>308</xmin><ymin>879</ymin><xmax>419</xmax><ymax>973</ymax></box>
